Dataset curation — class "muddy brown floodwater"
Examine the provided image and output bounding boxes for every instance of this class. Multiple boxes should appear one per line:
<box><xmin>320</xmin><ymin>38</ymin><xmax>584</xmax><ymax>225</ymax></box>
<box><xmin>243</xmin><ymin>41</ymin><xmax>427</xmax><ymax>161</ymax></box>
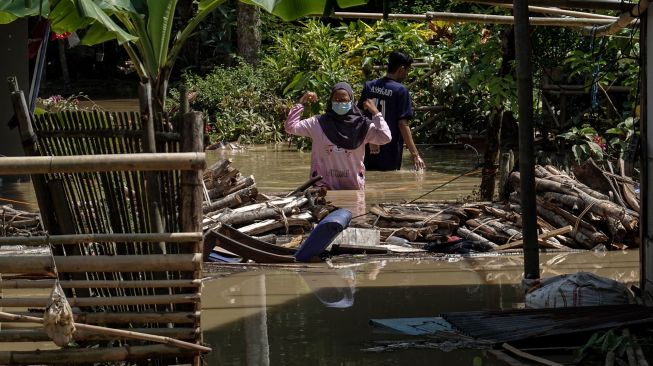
<box><xmin>0</xmin><ymin>99</ymin><xmax>640</xmax><ymax>363</ymax></box>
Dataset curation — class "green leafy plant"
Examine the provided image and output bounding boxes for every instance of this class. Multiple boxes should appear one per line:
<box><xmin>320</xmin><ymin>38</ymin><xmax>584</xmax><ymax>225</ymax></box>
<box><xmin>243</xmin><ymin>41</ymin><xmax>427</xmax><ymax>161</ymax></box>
<box><xmin>558</xmin><ymin>124</ymin><xmax>605</xmax><ymax>163</ymax></box>
<box><xmin>605</xmin><ymin>116</ymin><xmax>639</xmax><ymax>159</ymax></box>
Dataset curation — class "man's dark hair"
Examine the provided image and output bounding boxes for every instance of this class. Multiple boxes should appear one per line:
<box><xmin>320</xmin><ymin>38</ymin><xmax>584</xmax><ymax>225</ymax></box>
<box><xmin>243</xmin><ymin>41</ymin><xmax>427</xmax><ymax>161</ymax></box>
<box><xmin>387</xmin><ymin>50</ymin><xmax>413</xmax><ymax>73</ymax></box>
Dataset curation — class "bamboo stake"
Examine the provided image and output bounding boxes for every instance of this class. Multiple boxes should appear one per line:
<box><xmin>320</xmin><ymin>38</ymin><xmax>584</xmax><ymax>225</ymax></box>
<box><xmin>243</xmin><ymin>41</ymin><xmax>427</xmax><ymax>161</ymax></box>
<box><xmin>0</xmin><ymin>153</ymin><xmax>206</xmax><ymax>175</ymax></box>
<box><xmin>0</xmin><ymin>232</ymin><xmax>202</xmax><ymax>246</ymax></box>
<box><xmin>0</xmin><ymin>293</ymin><xmax>200</xmax><ymax>307</ymax></box>
<box><xmin>0</xmin><ymin>344</ymin><xmax>194</xmax><ymax>364</ymax></box>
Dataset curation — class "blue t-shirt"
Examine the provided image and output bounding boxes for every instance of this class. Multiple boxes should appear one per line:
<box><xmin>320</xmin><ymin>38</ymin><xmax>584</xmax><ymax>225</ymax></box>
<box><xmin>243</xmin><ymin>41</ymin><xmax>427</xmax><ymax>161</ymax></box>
<box><xmin>358</xmin><ymin>77</ymin><xmax>413</xmax><ymax>171</ymax></box>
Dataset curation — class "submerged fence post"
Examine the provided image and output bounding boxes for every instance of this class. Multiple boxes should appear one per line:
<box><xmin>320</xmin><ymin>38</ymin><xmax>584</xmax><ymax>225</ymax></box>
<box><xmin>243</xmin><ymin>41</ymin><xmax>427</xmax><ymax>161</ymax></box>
<box><xmin>513</xmin><ymin>0</ymin><xmax>540</xmax><ymax>280</ymax></box>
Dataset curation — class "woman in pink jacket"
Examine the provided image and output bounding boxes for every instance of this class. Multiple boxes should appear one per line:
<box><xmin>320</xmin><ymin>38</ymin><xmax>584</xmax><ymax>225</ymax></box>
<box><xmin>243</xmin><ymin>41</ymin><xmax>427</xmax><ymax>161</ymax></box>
<box><xmin>285</xmin><ymin>82</ymin><xmax>392</xmax><ymax>190</ymax></box>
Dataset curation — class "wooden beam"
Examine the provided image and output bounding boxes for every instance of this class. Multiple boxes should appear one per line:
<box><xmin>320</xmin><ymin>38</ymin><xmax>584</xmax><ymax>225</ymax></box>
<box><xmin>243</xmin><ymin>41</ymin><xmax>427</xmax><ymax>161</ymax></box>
<box><xmin>0</xmin><ymin>153</ymin><xmax>206</xmax><ymax>175</ymax></box>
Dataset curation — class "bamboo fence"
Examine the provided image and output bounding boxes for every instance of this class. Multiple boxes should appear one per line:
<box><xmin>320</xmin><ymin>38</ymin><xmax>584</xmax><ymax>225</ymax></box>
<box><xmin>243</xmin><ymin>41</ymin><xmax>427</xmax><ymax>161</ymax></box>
<box><xmin>2</xmin><ymin>80</ymin><xmax>208</xmax><ymax>365</ymax></box>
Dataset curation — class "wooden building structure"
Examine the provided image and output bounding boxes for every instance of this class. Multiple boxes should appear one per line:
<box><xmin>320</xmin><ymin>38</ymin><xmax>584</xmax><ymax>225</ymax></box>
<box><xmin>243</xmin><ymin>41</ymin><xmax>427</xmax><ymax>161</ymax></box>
<box><xmin>0</xmin><ymin>79</ymin><xmax>208</xmax><ymax>364</ymax></box>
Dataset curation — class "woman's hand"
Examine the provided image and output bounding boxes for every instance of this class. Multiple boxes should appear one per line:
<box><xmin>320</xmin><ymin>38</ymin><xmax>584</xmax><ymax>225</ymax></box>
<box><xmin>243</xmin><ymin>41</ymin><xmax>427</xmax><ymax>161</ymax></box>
<box><xmin>362</xmin><ymin>99</ymin><xmax>379</xmax><ymax>115</ymax></box>
<box><xmin>299</xmin><ymin>92</ymin><xmax>318</xmax><ymax>105</ymax></box>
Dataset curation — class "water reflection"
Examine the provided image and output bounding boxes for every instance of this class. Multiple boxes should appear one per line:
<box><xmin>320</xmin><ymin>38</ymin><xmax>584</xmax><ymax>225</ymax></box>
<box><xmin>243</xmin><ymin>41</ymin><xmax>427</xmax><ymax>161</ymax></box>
<box><xmin>202</xmin><ymin>251</ymin><xmax>639</xmax><ymax>365</ymax></box>
<box><xmin>299</xmin><ymin>268</ymin><xmax>356</xmax><ymax>309</ymax></box>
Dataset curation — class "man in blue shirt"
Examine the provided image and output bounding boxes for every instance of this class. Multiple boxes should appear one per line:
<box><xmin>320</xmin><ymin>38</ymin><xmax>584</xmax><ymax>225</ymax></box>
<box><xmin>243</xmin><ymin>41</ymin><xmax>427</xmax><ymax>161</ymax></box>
<box><xmin>359</xmin><ymin>51</ymin><xmax>425</xmax><ymax>171</ymax></box>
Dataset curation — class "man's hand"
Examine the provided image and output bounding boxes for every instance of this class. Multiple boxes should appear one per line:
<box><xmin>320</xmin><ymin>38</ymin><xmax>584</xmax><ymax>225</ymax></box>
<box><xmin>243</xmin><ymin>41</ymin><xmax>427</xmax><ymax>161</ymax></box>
<box><xmin>299</xmin><ymin>92</ymin><xmax>318</xmax><ymax>104</ymax></box>
<box><xmin>412</xmin><ymin>154</ymin><xmax>426</xmax><ymax>171</ymax></box>
<box><xmin>362</xmin><ymin>99</ymin><xmax>380</xmax><ymax>115</ymax></box>
<box><xmin>369</xmin><ymin>144</ymin><xmax>380</xmax><ymax>154</ymax></box>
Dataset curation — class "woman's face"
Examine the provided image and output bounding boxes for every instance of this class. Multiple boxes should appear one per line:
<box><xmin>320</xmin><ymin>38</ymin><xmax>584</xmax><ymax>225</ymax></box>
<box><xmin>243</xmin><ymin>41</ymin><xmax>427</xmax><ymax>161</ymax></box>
<box><xmin>331</xmin><ymin>89</ymin><xmax>351</xmax><ymax>103</ymax></box>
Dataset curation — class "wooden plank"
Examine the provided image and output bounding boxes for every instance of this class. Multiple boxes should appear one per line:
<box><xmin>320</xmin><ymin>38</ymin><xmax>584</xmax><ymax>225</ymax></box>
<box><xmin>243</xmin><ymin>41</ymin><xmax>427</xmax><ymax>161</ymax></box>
<box><xmin>494</xmin><ymin>225</ymin><xmax>573</xmax><ymax>251</ymax></box>
<box><xmin>0</xmin><ymin>153</ymin><xmax>205</xmax><ymax>175</ymax></box>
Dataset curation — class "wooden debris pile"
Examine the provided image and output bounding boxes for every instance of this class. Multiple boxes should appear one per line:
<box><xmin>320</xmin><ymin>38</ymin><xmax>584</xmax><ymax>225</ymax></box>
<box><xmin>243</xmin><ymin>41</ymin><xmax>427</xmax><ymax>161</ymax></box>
<box><xmin>202</xmin><ymin>159</ymin><xmax>332</xmax><ymax>241</ymax></box>
<box><xmin>1</xmin><ymin>205</ymin><xmax>44</xmax><ymax>237</ymax></box>
<box><xmin>355</xmin><ymin>163</ymin><xmax>639</xmax><ymax>252</ymax></box>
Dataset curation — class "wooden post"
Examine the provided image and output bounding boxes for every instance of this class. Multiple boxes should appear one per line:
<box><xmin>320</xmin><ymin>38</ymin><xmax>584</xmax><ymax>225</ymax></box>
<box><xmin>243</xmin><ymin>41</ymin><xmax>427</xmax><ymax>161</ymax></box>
<box><xmin>514</xmin><ymin>0</ymin><xmax>540</xmax><ymax>280</ymax></box>
<box><xmin>6</xmin><ymin>77</ymin><xmax>57</xmax><ymax>233</ymax></box>
<box><xmin>180</xmin><ymin>111</ymin><xmax>204</xmax><ymax>357</ymax></box>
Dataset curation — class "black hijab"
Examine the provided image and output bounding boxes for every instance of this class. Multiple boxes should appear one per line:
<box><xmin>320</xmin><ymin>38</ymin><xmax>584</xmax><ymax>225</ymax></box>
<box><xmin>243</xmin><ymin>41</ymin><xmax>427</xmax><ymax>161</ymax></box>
<box><xmin>318</xmin><ymin>82</ymin><xmax>372</xmax><ymax>150</ymax></box>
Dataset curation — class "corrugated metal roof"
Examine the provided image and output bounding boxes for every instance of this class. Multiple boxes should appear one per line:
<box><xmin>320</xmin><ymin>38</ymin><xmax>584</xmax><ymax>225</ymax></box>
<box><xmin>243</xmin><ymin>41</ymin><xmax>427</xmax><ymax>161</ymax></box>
<box><xmin>441</xmin><ymin>305</ymin><xmax>653</xmax><ymax>343</ymax></box>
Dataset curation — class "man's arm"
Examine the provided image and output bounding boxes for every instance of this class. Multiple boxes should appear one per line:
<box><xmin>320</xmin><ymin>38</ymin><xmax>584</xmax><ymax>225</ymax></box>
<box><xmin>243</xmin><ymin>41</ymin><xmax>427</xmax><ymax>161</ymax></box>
<box><xmin>398</xmin><ymin>119</ymin><xmax>426</xmax><ymax>170</ymax></box>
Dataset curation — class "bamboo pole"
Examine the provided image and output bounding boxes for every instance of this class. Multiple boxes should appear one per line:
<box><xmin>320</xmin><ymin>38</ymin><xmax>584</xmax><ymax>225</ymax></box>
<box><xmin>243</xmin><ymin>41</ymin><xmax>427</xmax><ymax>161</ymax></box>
<box><xmin>462</xmin><ymin>0</ymin><xmax>634</xmax><ymax>11</ymax></box>
<box><xmin>0</xmin><ymin>153</ymin><xmax>206</xmax><ymax>175</ymax></box>
<box><xmin>580</xmin><ymin>0</ymin><xmax>649</xmax><ymax>36</ymax></box>
<box><xmin>0</xmin><ymin>344</ymin><xmax>195</xmax><ymax>364</ymax></box>
<box><xmin>0</xmin><ymin>253</ymin><xmax>202</xmax><ymax>273</ymax></box>
<box><xmin>0</xmin><ymin>232</ymin><xmax>203</xmax><ymax>246</ymax></box>
<box><xmin>0</xmin><ymin>293</ymin><xmax>200</xmax><ymax>307</ymax></box>
<box><xmin>494</xmin><ymin>225</ymin><xmax>573</xmax><ymax>250</ymax></box>
<box><xmin>6</xmin><ymin>311</ymin><xmax>199</xmax><ymax>324</ymax></box>
<box><xmin>476</xmin><ymin>2</ymin><xmax>617</xmax><ymax>19</ymax></box>
<box><xmin>333</xmin><ymin>11</ymin><xmax>614</xmax><ymax>26</ymax></box>
<box><xmin>0</xmin><ymin>327</ymin><xmax>198</xmax><ymax>341</ymax></box>
<box><xmin>0</xmin><ymin>279</ymin><xmax>202</xmax><ymax>289</ymax></box>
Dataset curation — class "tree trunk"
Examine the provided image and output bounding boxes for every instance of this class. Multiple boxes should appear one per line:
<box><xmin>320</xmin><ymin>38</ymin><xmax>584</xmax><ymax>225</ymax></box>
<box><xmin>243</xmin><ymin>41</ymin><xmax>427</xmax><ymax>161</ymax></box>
<box><xmin>479</xmin><ymin>28</ymin><xmax>514</xmax><ymax>201</ymax></box>
<box><xmin>236</xmin><ymin>2</ymin><xmax>261</xmax><ymax>65</ymax></box>
<box><xmin>480</xmin><ymin>110</ymin><xmax>503</xmax><ymax>200</ymax></box>
<box><xmin>57</xmin><ymin>40</ymin><xmax>70</xmax><ymax>90</ymax></box>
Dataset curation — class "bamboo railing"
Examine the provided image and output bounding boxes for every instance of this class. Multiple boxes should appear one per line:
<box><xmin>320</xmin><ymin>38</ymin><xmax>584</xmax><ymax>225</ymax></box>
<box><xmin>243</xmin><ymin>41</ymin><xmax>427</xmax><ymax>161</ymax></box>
<box><xmin>2</xmin><ymin>79</ymin><xmax>208</xmax><ymax>365</ymax></box>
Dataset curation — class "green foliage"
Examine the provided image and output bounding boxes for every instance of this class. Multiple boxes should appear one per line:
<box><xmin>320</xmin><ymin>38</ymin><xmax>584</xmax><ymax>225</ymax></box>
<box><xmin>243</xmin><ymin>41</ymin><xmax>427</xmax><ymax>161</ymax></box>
<box><xmin>172</xmin><ymin>61</ymin><xmax>292</xmax><ymax>144</ymax></box>
<box><xmin>557</xmin><ymin>124</ymin><xmax>605</xmax><ymax>163</ymax></box>
<box><xmin>605</xmin><ymin>116</ymin><xmax>639</xmax><ymax>159</ymax></box>
<box><xmin>263</xmin><ymin>19</ymin><xmax>356</xmax><ymax>115</ymax></box>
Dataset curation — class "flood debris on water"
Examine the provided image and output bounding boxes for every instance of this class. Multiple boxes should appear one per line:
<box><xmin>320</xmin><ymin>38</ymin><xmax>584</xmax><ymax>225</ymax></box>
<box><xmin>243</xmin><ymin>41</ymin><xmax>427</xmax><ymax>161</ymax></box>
<box><xmin>201</xmin><ymin>160</ymin><xmax>640</xmax><ymax>263</ymax></box>
<box><xmin>352</xmin><ymin>163</ymin><xmax>640</xmax><ymax>254</ymax></box>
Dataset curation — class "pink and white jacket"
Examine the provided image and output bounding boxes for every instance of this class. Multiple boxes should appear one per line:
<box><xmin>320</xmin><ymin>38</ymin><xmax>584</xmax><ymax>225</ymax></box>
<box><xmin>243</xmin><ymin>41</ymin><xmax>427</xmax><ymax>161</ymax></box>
<box><xmin>285</xmin><ymin>104</ymin><xmax>392</xmax><ymax>190</ymax></box>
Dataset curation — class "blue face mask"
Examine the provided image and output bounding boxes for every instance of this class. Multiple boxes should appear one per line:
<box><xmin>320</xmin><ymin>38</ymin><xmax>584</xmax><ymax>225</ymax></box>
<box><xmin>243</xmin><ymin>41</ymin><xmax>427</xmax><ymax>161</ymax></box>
<box><xmin>332</xmin><ymin>102</ymin><xmax>352</xmax><ymax>116</ymax></box>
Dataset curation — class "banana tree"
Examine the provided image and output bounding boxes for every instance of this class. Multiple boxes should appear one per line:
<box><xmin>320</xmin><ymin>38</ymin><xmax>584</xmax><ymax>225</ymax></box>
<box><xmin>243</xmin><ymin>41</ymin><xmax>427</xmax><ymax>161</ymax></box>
<box><xmin>1</xmin><ymin>0</ymin><xmax>368</xmax><ymax>115</ymax></box>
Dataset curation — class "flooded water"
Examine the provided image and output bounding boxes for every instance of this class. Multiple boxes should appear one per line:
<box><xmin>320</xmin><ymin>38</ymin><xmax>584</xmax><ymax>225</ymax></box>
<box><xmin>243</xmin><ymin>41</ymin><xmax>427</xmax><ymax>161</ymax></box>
<box><xmin>0</xmin><ymin>98</ymin><xmax>642</xmax><ymax>363</ymax></box>
<box><xmin>202</xmin><ymin>250</ymin><xmax>639</xmax><ymax>365</ymax></box>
